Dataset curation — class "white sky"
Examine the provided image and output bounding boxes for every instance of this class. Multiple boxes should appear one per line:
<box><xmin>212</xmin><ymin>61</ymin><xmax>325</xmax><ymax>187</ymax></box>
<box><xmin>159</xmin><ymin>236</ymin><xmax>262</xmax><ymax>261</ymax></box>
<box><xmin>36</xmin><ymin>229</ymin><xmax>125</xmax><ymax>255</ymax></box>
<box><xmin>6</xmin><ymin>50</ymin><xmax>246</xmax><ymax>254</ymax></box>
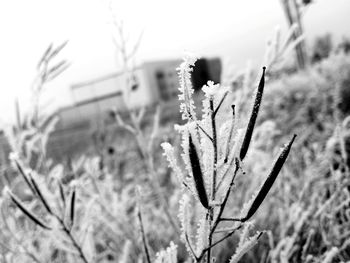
<box><xmin>0</xmin><ymin>0</ymin><xmax>349</xmax><ymax>124</ymax></box>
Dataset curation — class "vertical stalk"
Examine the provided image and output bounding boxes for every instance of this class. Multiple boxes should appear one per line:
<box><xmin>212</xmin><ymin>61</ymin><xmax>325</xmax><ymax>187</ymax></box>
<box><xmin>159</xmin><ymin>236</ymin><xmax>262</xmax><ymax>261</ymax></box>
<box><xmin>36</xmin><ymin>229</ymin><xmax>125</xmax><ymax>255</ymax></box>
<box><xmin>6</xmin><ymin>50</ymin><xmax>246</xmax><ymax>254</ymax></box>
<box><xmin>210</xmin><ymin>99</ymin><xmax>218</xmax><ymax>200</ymax></box>
<box><xmin>61</xmin><ymin>222</ymin><xmax>90</xmax><ymax>263</ymax></box>
<box><xmin>136</xmin><ymin>192</ymin><xmax>152</xmax><ymax>263</ymax></box>
<box><xmin>207</xmin><ymin>98</ymin><xmax>218</xmax><ymax>262</ymax></box>
<box><xmin>52</xmin><ymin>215</ymin><xmax>90</xmax><ymax>263</ymax></box>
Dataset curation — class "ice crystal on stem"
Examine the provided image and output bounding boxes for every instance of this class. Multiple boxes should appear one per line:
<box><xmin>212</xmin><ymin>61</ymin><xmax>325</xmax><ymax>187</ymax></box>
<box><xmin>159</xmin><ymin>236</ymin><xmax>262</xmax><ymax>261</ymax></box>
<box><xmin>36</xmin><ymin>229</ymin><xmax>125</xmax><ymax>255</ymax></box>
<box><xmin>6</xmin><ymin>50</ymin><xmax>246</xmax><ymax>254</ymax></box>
<box><xmin>161</xmin><ymin>142</ymin><xmax>185</xmax><ymax>185</ymax></box>
<box><xmin>177</xmin><ymin>53</ymin><xmax>198</xmax><ymax>121</ymax></box>
<box><xmin>154</xmin><ymin>242</ymin><xmax>178</xmax><ymax>263</ymax></box>
<box><xmin>202</xmin><ymin>81</ymin><xmax>220</xmax><ymax>99</ymax></box>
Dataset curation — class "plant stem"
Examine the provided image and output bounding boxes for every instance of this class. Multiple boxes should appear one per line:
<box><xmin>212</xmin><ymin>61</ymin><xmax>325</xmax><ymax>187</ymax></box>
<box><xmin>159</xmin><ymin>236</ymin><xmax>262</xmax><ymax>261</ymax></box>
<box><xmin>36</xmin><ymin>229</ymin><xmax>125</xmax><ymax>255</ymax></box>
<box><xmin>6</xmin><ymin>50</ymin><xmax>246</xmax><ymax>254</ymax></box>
<box><xmin>62</xmin><ymin>224</ymin><xmax>90</xmax><ymax>263</ymax></box>
<box><xmin>197</xmin><ymin>224</ymin><xmax>243</xmax><ymax>261</ymax></box>
<box><xmin>210</xmin><ymin>159</ymin><xmax>240</xmax><ymax>235</ymax></box>
<box><xmin>210</xmin><ymin>99</ymin><xmax>218</xmax><ymax>201</ymax></box>
<box><xmin>185</xmin><ymin>231</ymin><xmax>200</xmax><ymax>261</ymax></box>
<box><xmin>55</xmin><ymin>216</ymin><xmax>90</xmax><ymax>263</ymax></box>
<box><xmin>137</xmin><ymin>200</ymin><xmax>152</xmax><ymax>263</ymax></box>
<box><xmin>207</xmin><ymin>99</ymin><xmax>218</xmax><ymax>263</ymax></box>
<box><xmin>206</xmin><ymin>225</ymin><xmax>243</xmax><ymax>251</ymax></box>
<box><xmin>197</xmin><ymin>159</ymin><xmax>241</xmax><ymax>262</ymax></box>
<box><xmin>213</xmin><ymin>91</ymin><xmax>228</xmax><ymax>116</ymax></box>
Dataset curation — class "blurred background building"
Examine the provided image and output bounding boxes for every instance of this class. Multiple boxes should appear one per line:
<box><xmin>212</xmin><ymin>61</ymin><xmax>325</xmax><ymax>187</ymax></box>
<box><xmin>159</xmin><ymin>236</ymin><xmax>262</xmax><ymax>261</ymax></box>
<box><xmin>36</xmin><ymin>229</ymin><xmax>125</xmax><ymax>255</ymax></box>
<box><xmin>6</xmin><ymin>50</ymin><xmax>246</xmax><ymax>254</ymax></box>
<box><xmin>56</xmin><ymin>57</ymin><xmax>221</xmax><ymax>130</ymax></box>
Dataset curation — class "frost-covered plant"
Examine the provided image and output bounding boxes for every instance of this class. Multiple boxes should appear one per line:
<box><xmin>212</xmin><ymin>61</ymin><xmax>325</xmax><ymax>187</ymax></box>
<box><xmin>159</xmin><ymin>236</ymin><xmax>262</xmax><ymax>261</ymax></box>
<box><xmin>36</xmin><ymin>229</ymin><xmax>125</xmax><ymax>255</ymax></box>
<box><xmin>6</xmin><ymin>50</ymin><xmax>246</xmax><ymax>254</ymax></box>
<box><xmin>162</xmin><ymin>55</ymin><xmax>296</xmax><ymax>262</ymax></box>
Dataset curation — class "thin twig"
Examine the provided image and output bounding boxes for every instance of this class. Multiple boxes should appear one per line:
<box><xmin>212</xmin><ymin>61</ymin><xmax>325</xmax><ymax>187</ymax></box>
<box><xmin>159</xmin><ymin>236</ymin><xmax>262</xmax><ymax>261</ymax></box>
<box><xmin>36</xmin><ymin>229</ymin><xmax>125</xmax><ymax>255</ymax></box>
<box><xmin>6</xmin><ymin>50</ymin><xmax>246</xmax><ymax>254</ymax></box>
<box><xmin>219</xmin><ymin>217</ymin><xmax>243</xmax><ymax>222</ymax></box>
<box><xmin>213</xmin><ymin>226</ymin><xmax>242</xmax><ymax>234</ymax></box>
<box><xmin>207</xmin><ymin>98</ymin><xmax>218</xmax><ymax>263</ymax></box>
<box><xmin>197</xmin><ymin>224</ymin><xmax>243</xmax><ymax>261</ymax></box>
<box><xmin>210</xmin><ymin>99</ymin><xmax>218</xmax><ymax>201</ymax></box>
<box><xmin>136</xmin><ymin>189</ymin><xmax>152</xmax><ymax>263</ymax></box>
<box><xmin>213</xmin><ymin>91</ymin><xmax>228</xmax><ymax>117</ymax></box>
<box><xmin>205</xmin><ymin>224</ymin><xmax>243</xmax><ymax>252</ymax></box>
<box><xmin>59</xmin><ymin>219</ymin><xmax>90</xmax><ymax>263</ymax></box>
<box><xmin>185</xmin><ymin>231</ymin><xmax>200</xmax><ymax>261</ymax></box>
<box><xmin>210</xmin><ymin>158</ymin><xmax>240</xmax><ymax>236</ymax></box>
<box><xmin>196</xmin><ymin>122</ymin><xmax>213</xmax><ymax>142</ymax></box>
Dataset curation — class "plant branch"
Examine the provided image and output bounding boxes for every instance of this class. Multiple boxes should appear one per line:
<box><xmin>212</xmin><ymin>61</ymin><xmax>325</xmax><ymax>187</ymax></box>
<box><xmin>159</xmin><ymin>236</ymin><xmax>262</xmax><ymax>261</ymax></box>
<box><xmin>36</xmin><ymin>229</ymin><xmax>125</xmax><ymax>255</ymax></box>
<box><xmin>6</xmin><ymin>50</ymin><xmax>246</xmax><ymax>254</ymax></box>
<box><xmin>210</xmin><ymin>99</ymin><xmax>218</xmax><ymax>201</ymax></box>
<box><xmin>185</xmin><ymin>231</ymin><xmax>200</xmax><ymax>261</ymax></box>
<box><xmin>197</xmin><ymin>224</ymin><xmax>243</xmax><ymax>261</ymax></box>
<box><xmin>213</xmin><ymin>91</ymin><xmax>228</xmax><ymax>117</ymax></box>
<box><xmin>205</xmin><ymin>224</ymin><xmax>243</xmax><ymax>252</ymax></box>
<box><xmin>59</xmin><ymin>219</ymin><xmax>90</xmax><ymax>263</ymax></box>
<box><xmin>219</xmin><ymin>217</ymin><xmax>243</xmax><ymax>222</ymax></box>
<box><xmin>136</xmin><ymin>192</ymin><xmax>152</xmax><ymax>263</ymax></box>
<box><xmin>207</xmin><ymin>98</ymin><xmax>218</xmax><ymax>263</ymax></box>
<box><xmin>210</xmin><ymin>158</ymin><xmax>240</xmax><ymax>236</ymax></box>
<box><xmin>196</xmin><ymin>122</ymin><xmax>213</xmax><ymax>142</ymax></box>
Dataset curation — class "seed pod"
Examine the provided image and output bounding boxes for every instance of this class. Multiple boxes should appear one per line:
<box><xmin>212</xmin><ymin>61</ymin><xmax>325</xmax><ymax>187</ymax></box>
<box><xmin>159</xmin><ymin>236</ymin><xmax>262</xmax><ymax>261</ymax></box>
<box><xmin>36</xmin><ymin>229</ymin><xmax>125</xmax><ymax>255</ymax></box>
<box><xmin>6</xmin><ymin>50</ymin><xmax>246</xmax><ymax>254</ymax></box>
<box><xmin>46</xmin><ymin>41</ymin><xmax>68</xmax><ymax>62</ymax></box>
<box><xmin>242</xmin><ymin>134</ymin><xmax>296</xmax><ymax>221</ymax></box>
<box><xmin>188</xmin><ymin>134</ymin><xmax>209</xmax><ymax>209</ymax></box>
<box><xmin>69</xmin><ymin>187</ymin><xmax>76</xmax><ymax>228</ymax></box>
<box><xmin>13</xmin><ymin>159</ymin><xmax>36</xmax><ymax>194</ymax></box>
<box><xmin>29</xmin><ymin>175</ymin><xmax>52</xmax><ymax>214</ymax></box>
<box><xmin>224</xmin><ymin>105</ymin><xmax>236</xmax><ymax>163</ymax></box>
<box><xmin>8</xmin><ymin>191</ymin><xmax>51</xmax><ymax>230</ymax></box>
<box><xmin>58</xmin><ymin>180</ymin><xmax>66</xmax><ymax>209</ymax></box>
<box><xmin>240</xmin><ymin>67</ymin><xmax>266</xmax><ymax>161</ymax></box>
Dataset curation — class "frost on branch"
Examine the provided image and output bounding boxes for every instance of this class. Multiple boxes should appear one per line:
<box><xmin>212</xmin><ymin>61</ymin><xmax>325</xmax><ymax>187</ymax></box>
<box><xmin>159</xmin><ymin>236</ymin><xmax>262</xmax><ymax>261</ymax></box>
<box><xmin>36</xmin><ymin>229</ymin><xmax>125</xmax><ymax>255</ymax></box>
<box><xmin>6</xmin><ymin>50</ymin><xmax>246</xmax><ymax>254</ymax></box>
<box><xmin>161</xmin><ymin>142</ymin><xmax>185</xmax><ymax>185</ymax></box>
<box><xmin>178</xmin><ymin>194</ymin><xmax>191</xmax><ymax>240</ymax></box>
<box><xmin>195</xmin><ymin>216</ymin><xmax>209</xmax><ymax>255</ymax></box>
<box><xmin>178</xmin><ymin>194</ymin><xmax>197</xmax><ymax>259</ymax></box>
<box><xmin>177</xmin><ymin>53</ymin><xmax>198</xmax><ymax>120</ymax></box>
<box><xmin>202</xmin><ymin>81</ymin><xmax>220</xmax><ymax>99</ymax></box>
